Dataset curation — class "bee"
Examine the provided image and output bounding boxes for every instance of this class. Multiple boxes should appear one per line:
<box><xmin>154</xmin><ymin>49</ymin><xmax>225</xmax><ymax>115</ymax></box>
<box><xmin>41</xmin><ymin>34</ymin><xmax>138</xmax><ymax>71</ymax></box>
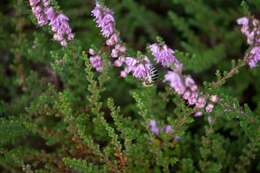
<box><xmin>143</xmin><ymin>65</ymin><xmax>159</xmax><ymax>87</ymax></box>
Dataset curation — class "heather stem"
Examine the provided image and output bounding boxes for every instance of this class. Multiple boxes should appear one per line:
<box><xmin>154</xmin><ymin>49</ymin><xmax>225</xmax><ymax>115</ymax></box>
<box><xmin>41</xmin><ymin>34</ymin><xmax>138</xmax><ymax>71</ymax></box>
<box><xmin>211</xmin><ymin>60</ymin><xmax>246</xmax><ymax>88</ymax></box>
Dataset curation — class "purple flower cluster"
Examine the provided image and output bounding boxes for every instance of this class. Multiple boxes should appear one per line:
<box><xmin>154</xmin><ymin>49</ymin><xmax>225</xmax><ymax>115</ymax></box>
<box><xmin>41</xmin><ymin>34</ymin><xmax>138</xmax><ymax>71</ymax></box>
<box><xmin>46</xmin><ymin>7</ymin><xmax>74</xmax><ymax>47</ymax></box>
<box><xmin>247</xmin><ymin>46</ymin><xmax>260</xmax><ymax>68</ymax></box>
<box><xmin>29</xmin><ymin>0</ymin><xmax>74</xmax><ymax>46</ymax></box>
<box><xmin>149</xmin><ymin>43</ymin><xmax>182</xmax><ymax>70</ymax></box>
<box><xmin>237</xmin><ymin>17</ymin><xmax>260</xmax><ymax>68</ymax></box>
<box><xmin>149</xmin><ymin>120</ymin><xmax>172</xmax><ymax>135</ymax></box>
<box><xmin>91</xmin><ymin>3</ymin><xmax>115</xmax><ymax>38</ymax></box>
<box><xmin>29</xmin><ymin>0</ymin><xmax>48</xmax><ymax>26</ymax></box>
<box><xmin>237</xmin><ymin>17</ymin><xmax>260</xmax><ymax>45</ymax></box>
<box><xmin>164</xmin><ymin>71</ymin><xmax>219</xmax><ymax>114</ymax></box>
<box><xmin>119</xmin><ymin>56</ymin><xmax>152</xmax><ymax>81</ymax></box>
<box><xmin>91</xmin><ymin>3</ymin><xmax>154</xmax><ymax>82</ymax></box>
<box><xmin>89</xmin><ymin>49</ymin><xmax>103</xmax><ymax>72</ymax></box>
<box><xmin>91</xmin><ymin>3</ymin><xmax>219</xmax><ymax>114</ymax></box>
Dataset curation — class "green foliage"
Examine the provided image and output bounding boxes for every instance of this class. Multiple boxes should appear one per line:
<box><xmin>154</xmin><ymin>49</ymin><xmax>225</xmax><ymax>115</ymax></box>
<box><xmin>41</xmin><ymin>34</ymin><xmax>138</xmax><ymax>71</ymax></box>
<box><xmin>0</xmin><ymin>0</ymin><xmax>259</xmax><ymax>172</ymax></box>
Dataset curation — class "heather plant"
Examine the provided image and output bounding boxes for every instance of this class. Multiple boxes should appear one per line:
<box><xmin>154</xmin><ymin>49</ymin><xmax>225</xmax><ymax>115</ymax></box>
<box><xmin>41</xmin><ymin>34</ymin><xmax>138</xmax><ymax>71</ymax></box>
<box><xmin>0</xmin><ymin>0</ymin><xmax>259</xmax><ymax>173</ymax></box>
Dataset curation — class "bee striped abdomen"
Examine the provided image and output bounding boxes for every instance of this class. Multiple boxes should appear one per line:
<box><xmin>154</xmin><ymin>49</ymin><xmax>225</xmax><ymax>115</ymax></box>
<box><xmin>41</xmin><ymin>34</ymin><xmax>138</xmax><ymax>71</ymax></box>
<box><xmin>143</xmin><ymin>65</ymin><xmax>160</xmax><ymax>86</ymax></box>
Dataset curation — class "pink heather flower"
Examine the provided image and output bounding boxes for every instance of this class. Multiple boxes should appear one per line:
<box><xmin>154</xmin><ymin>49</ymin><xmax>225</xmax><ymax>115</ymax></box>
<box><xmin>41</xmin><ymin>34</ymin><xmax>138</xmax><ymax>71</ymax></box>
<box><xmin>124</xmin><ymin>57</ymin><xmax>137</xmax><ymax>69</ymax></box>
<box><xmin>122</xmin><ymin>57</ymin><xmax>137</xmax><ymax>74</ymax></box>
<box><xmin>187</xmin><ymin>92</ymin><xmax>198</xmax><ymax>106</ymax></box>
<box><xmin>49</xmin><ymin>13</ymin><xmax>74</xmax><ymax>47</ymax></box>
<box><xmin>29</xmin><ymin>0</ymin><xmax>40</xmax><ymax>6</ymax></box>
<box><xmin>89</xmin><ymin>48</ymin><xmax>96</xmax><ymax>56</ymax></box>
<box><xmin>194</xmin><ymin>111</ymin><xmax>203</xmax><ymax>117</ymax></box>
<box><xmin>237</xmin><ymin>16</ymin><xmax>260</xmax><ymax>45</ymax></box>
<box><xmin>29</xmin><ymin>0</ymin><xmax>74</xmax><ymax>47</ymax></box>
<box><xmin>164</xmin><ymin>71</ymin><xmax>186</xmax><ymax>95</ymax></box>
<box><xmin>120</xmin><ymin>71</ymin><xmax>128</xmax><ymax>78</ymax></box>
<box><xmin>149</xmin><ymin>43</ymin><xmax>182</xmax><ymax>69</ymax></box>
<box><xmin>183</xmin><ymin>91</ymin><xmax>191</xmax><ymax>100</ymax></box>
<box><xmin>29</xmin><ymin>0</ymin><xmax>48</xmax><ymax>26</ymax></box>
<box><xmin>90</xmin><ymin>55</ymin><xmax>103</xmax><ymax>72</ymax></box>
<box><xmin>237</xmin><ymin>17</ymin><xmax>249</xmax><ymax>26</ymax></box>
<box><xmin>119</xmin><ymin>57</ymin><xmax>137</xmax><ymax>78</ymax></box>
<box><xmin>237</xmin><ymin>17</ymin><xmax>254</xmax><ymax>45</ymax></box>
<box><xmin>195</xmin><ymin>97</ymin><xmax>207</xmax><ymax>109</ymax></box>
<box><xmin>91</xmin><ymin>3</ymin><xmax>115</xmax><ymax>38</ymax></box>
<box><xmin>237</xmin><ymin>17</ymin><xmax>260</xmax><ymax>68</ymax></box>
<box><xmin>205</xmin><ymin>103</ymin><xmax>214</xmax><ymax>113</ymax></box>
<box><xmin>111</xmin><ymin>44</ymin><xmax>126</xmax><ymax>59</ymax></box>
<box><xmin>210</xmin><ymin>95</ymin><xmax>219</xmax><ymax>103</ymax></box>
<box><xmin>45</xmin><ymin>7</ymin><xmax>55</xmax><ymax>21</ymax></box>
<box><xmin>149</xmin><ymin>120</ymin><xmax>159</xmax><ymax>135</ymax></box>
<box><xmin>133</xmin><ymin>63</ymin><xmax>150</xmax><ymax>80</ymax></box>
<box><xmin>120</xmin><ymin>56</ymin><xmax>152</xmax><ymax>80</ymax></box>
<box><xmin>106</xmin><ymin>33</ymin><xmax>119</xmax><ymax>46</ymax></box>
<box><xmin>247</xmin><ymin>46</ymin><xmax>260</xmax><ymax>68</ymax></box>
<box><xmin>114</xmin><ymin>57</ymin><xmax>125</xmax><ymax>67</ymax></box>
<box><xmin>89</xmin><ymin>49</ymin><xmax>103</xmax><ymax>72</ymax></box>
<box><xmin>163</xmin><ymin>125</ymin><xmax>173</xmax><ymax>133</ymax></box>
<box><xmin>184</xmin><ymin>76</ymin><xmax>195</xmax><ymax>87</ymax></box>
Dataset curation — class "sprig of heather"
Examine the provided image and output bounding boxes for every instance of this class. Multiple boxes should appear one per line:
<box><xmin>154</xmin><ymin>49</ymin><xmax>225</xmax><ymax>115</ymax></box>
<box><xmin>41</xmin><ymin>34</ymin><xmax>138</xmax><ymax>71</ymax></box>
<box><xmin>237</xmin><ymin>16</ymin><xmax>260</xmax><ymax>68</ymax></box>
<box><xmin>89</xmin><ymin>49</ymin><xmax>103</xmax><ymax>72</ymax></box>
<box><xmin>149</xmin><ymin>43</ymin><xmax>183</xmax><ymax>70</ymax></box>
<box><xmin>91</xmin><ymin>2</ymin><xmax>219</xmax><ymax>115</ymax></box>
<box><xmin>91</xmin><ymin>2</ymin><xmax>153</xmax><ymax>82</ymax></box>
<box><xmin>163</xmin><ymin>70</ymin><xmax>219</xmax><ymax>115</ymax></box>
<box><xmin>29</xmin><ymin>0</ymin><xmax>48</xmax><ymax>26</ymax></box>
<box><xmin>29</xmin><ymin>0</ymin><xmax>74</xmax><ymax>47</ymax></box>
<box><xmin>149</xmin><ymin>43</ymin><xmax>219</xmax><ymax>114</ymax></box>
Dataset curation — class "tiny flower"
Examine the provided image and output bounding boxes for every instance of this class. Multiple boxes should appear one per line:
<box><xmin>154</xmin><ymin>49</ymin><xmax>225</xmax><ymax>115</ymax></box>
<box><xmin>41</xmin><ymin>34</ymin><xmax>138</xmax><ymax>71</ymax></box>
<box><xmin>187</xmin><ymin>96</ymin><xmax>197</xmax><ymax>106</ymax></box>
<box><xmin>106</xmin><ymin>33</ymin><xmax>119</xmax><ymax>46</ymax></box>
<box><xmin>205</xmin><ymin>103</ymin><xmax>214</xmax><ymax>113</ymax></box>
<box><xmin>164</xmin><ymin>71</ymin><xmax>186</xmax><ymax>95</ymax></box>
<box><xmin>184</xmin><ymin>76</ymin><xmax>195</xmax><ymax>87</ymax></box>
<box><xmin>90</xmin><ymin>55</ymin><xmax>103</xmax><ymax>72</ymax></box>
<box><xmin>183</xmin><ymin>91</ymin><xmax>191</xmax><ymax>100</ymax></box>
<box><xmin>29</xmin><ymin>0</ymin><xmax>48</xmax><ymax>26</ymax></box>
<box><xmin>210</xmin><ymin>95</ymin><xmax>219</xmax><ymax>103</ymax></box>
<box><xmin>29</xmin><ymin>0</ymin><xmax>40</xmax><ymax>6</ymax></box>
<box><xmin>89</xmin><ymin>48</ymin><xmax>96</xmax><ymax>56</ymax></box>
<box><xmin>149</xmin><ymin>120</ymin><xmax>159</xmax><ymax>135</ymax></box>
<box><xmin>92</xmin><ymin>3</ymin><xmax>115</xmax><ymax>38</ymax></box>
<box><xmin>237</xmin><ymin>17</ymin><xmax>249</xmax><ymax>26</ymax></box>
<box><xmin>111</xmin><ymin>48</ymin><xmax>119</xmax><ymax>58</ymax></box>
<box><xmin>237</xmin><ymin>16</ymin><xmax>260</xmax><ymax>45</ymax></box>
<box><xmin>190</xmin><ymin>85</ymin><xmax>198</xmax><ymax>92</ymax></box>
<box><xmin>125</xmin><ymin>57</ymin><xmax>137</xmax><ymax>68</ymax></box>
<box><xmin>196</xmin><ymin>96</ymin><xmax>207</xmax><ymax>109</ymax></box>
<box><xmin>133</xmin><ymin>63</ymin><xmax>150</xmax><ymax>80</ymax></box>
<box><xmin>163</xmin><ymin>125</ymin><xmax>173</xmax><ymax>133</ymax></box>
<box><xmin>45</xmin><ymin>7</ymin><xmax>55</xmax><ymax>21</ymax></box>
<box><xmin>29</xmin><ymin>0</ymin><xmax>74</xmax><ymax>46</ymax></box>
<box><xmin>149</xmin><ymin>120</ymin><xmax>156</xmax><ymax>127</ymax></box>
<box><xmin>120</xmin><ymin>71</ymin><xmax>128</xmax><ymax>78</ymax></box>
<box><xmin>114</xmin><ymin>58</ymin><xmax>124</xmax><ymax>67</ymax></box>
<box><xmin>151</xmin><ymin>126</ymin><xmax>160</xmax><ymax>135</ymax></box>
<box><xmin>194</xmin><ymin>111</ymin><xmax>203</xmax><ymax>117</ymax></box>
<box><xmin>247</xmin><ymin>46</ymin><xmax>260</xmax><ymax>68</ymax></box>
<box><xmin>149</xmin><ymin>43</ymin><xmax>182</xmax><ymax>68</ymax></box>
